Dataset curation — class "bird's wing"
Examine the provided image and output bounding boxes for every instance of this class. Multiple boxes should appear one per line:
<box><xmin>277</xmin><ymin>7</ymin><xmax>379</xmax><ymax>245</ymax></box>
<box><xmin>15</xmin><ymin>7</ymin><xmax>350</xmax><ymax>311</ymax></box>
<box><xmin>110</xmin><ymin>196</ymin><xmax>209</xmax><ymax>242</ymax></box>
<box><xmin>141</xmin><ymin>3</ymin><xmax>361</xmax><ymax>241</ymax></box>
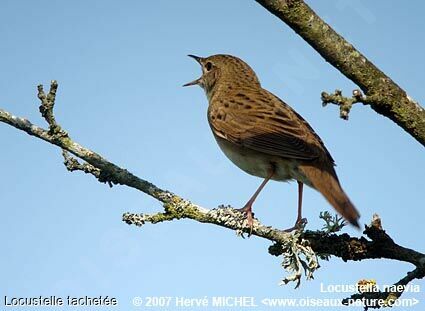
<box><xmin>209</xmin><ymin>89</ymin><xmax>334</xmax><ymax>162</ymax></box>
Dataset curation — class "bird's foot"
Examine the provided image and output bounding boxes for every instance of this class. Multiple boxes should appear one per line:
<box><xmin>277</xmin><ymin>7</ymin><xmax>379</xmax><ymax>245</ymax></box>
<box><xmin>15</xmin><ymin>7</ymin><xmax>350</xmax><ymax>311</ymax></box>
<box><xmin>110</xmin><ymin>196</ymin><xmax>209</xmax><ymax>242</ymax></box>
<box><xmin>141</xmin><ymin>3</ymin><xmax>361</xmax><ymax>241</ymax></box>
<box><xmin>284</xmin><ymin>217</ymin><xmax>307</xmax><ymax>233</ymax></box>
<box><xmin>236</xmin><ymin>205</ymin><xmax>255</xmax><ymax>235</ymax></box>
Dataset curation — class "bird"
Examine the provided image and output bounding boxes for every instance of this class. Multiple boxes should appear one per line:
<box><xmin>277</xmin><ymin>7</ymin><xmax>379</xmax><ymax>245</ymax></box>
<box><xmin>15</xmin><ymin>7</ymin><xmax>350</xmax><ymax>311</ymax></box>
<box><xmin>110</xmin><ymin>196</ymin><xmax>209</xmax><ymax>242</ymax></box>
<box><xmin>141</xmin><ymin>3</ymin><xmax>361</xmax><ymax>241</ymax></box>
<box><xmin>183</xmin><ymin>54</ymin><xmax>360</xmax><ymax>232</ymax></box>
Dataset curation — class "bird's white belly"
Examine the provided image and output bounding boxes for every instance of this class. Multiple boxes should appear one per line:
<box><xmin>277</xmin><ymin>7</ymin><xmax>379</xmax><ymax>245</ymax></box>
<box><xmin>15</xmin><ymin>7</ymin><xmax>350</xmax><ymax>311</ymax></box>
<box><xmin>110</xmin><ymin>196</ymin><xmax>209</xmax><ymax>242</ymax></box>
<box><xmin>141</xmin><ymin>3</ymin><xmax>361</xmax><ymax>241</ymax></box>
<box><xmin>215</xmin><ymin>136</ymin><xmax>311</xmax><ymax>186</ymax></box>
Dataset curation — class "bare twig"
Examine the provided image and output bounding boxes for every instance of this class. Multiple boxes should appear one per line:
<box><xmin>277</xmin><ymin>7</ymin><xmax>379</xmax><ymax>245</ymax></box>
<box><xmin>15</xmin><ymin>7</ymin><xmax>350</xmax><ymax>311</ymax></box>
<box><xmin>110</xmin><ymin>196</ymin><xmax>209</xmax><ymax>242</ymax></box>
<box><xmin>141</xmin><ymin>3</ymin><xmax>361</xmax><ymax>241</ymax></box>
<box><xmin>61</xmin><ymin>150</ymin><xmax>114</xmax><ymax>187</ymax></box>
<box><xmin>321</xmin><ymin>89</ymin><xmax>375</xmax><ymax>120</ymax></box>
<box><xmin>37</xmin><ymin>80</ymin><xmax>67</xmax><ymax>136</ymax></box>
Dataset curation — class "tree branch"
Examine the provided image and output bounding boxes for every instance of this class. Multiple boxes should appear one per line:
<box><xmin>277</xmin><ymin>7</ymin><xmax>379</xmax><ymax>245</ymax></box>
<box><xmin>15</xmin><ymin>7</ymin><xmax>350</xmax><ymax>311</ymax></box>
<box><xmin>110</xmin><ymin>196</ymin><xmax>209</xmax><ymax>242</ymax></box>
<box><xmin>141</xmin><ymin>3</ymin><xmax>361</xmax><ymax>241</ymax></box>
<box><xmin>1</xmin><ymin>81</ymin><xmax>423</xmax><ymax>308</ymax></box>
<box><xmin>255</xmin><ymin>0</ymin><xmax>425</xmax><ymax>146</ymax></box>
<box><xmin>342</xmin><ymin>266</ymin><xmax>424</xmax><ymax>309</ymax></box>
<box><xmin>337</xmin><ymin>216</ymin><xmax>425</xmax><ymax>309</ymax></box>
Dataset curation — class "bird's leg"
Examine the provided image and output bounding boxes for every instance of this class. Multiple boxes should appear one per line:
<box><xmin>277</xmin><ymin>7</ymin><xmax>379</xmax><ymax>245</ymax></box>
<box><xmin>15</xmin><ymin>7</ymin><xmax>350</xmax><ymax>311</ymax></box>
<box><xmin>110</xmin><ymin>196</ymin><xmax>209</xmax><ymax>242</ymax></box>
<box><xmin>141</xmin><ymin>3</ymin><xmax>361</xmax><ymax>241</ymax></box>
<box><xmin>296</xmin><ymin>181</ymin><xmax>303</xmax><ymax>224</ymax></box>
<box><xmin>238</xmin><ymin>166</ymin><xmax>275</xmax><ymax>232</ymax></box>
<box><xmin>284</xmin><ymin>181</ymin><xmax>307</xmax><ymax>232</ymax></box>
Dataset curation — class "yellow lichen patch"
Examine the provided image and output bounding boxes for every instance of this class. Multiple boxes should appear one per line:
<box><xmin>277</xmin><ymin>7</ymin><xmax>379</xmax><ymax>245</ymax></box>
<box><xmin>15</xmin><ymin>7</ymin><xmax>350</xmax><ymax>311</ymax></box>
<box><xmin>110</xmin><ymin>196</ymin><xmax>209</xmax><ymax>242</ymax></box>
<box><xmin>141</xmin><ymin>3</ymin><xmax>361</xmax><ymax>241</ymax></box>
<box><xmin>356</xmin><ymin>279</ymin><xmax>377</xmax><ymax>293</ymax></box>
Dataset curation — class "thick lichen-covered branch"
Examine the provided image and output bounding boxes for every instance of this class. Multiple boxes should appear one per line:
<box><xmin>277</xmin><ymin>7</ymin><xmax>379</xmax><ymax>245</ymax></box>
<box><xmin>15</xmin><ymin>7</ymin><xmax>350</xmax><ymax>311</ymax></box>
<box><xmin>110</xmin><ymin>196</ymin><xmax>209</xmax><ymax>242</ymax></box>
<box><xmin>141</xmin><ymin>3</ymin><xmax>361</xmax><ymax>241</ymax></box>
<box><xmin>126</xmin><ymin>208</ymin><xmax>425</xmax><ymax>302</ymax></box>
<box><xmin>255</xmin><ymin>0</ymin><xmax>425</xmax><ymax>146</ymax></box>
<box><xmin>0</xmin><ymin>81</ymin><xmax>423</xmax><ymax>307</ymax></box>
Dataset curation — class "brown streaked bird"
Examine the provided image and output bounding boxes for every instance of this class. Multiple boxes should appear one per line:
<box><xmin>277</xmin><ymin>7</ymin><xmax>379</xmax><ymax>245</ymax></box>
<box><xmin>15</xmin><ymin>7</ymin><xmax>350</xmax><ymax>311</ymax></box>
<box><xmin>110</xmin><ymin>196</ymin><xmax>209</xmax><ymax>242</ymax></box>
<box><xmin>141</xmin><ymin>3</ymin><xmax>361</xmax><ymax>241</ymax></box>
<box><xmin>184</xmin><ymin>54</ymin><xmax>360</xmax><ymax>231</ymax></box>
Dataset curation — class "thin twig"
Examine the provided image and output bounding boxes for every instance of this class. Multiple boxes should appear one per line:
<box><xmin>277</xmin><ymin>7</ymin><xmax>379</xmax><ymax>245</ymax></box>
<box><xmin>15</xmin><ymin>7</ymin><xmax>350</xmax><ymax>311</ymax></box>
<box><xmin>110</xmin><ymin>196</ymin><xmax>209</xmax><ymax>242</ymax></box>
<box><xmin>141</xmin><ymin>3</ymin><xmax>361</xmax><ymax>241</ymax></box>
<box><xmin>321</xmin><ymin>89</ymin><xmax>375</xmax><ymax>120</ymax></box>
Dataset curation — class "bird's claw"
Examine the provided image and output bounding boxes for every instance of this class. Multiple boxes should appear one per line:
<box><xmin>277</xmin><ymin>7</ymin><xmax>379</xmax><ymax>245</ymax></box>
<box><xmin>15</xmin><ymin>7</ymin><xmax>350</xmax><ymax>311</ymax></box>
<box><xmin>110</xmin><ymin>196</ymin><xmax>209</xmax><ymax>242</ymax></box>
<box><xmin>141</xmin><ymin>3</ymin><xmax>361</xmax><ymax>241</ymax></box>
<box><xmin>284</xmin><ymin>217</ymin><xmax>308</xmax><ymax>233</ymax></box>
<box><xmin>236</xmin><ymin>206</ymin><xmax>255</xmax><ymax>236</ymax></box>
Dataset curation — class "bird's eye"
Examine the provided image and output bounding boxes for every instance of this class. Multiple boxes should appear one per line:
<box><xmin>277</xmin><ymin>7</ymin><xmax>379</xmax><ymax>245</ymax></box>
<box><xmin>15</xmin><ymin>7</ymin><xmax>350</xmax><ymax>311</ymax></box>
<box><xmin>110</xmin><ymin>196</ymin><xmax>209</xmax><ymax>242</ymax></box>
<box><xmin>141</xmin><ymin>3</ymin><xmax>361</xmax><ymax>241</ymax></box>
<box><xmin>205</xmin><ymin>62</ymin><xmax>213</xmax><ymax>71</ymax></box>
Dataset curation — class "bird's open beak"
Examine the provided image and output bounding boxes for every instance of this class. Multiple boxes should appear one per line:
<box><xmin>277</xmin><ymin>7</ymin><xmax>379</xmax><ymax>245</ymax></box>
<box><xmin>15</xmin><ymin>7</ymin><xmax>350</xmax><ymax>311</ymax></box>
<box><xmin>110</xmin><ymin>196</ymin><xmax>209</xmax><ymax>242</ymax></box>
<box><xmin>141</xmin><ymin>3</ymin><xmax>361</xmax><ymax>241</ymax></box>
<box><xmin>183</xmin><ymin>54</ymin><xmax>203</xmax><ymax>87</ymax></box>
<box><xmin>187</xmin><ymin>54</ymin><xmax>203</xmax><ymax>64</ymax></box>
<box><xmin>183</xmin><ymin>78</ymin><xmax>202</xmax><ymax>87</ymax></box>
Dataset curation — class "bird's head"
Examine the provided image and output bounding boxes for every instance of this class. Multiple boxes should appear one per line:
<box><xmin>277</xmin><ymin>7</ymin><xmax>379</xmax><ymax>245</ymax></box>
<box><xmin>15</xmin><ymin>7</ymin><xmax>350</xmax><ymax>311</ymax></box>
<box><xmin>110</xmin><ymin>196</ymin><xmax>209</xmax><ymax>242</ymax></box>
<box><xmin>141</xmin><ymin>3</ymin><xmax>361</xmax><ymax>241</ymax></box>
<box><xmin>183</xmin><ymin>54</ymin><xmax>260</xmax><ymax>99</ymax></box>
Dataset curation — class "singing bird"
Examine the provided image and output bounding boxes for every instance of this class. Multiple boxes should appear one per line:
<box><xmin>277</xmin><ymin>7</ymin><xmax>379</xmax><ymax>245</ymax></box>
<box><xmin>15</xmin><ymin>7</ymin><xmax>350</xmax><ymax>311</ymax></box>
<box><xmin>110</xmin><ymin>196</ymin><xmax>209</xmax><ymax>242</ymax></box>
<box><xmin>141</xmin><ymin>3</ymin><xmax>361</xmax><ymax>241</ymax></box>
<box><xmin>184</xmin><ymin>54</ymin><xmax>360</xmax><ymax>231</ymax></box>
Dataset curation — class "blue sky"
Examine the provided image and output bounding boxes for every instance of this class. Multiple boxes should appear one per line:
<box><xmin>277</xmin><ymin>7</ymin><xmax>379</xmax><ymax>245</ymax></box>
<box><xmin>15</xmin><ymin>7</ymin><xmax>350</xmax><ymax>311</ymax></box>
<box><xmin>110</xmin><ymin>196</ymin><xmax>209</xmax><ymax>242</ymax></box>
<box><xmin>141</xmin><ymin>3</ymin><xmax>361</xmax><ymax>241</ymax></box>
<box><xmin>0</xmin><ymin>0</ymin><xmax>424</xmax><ymax>310</ymax></box>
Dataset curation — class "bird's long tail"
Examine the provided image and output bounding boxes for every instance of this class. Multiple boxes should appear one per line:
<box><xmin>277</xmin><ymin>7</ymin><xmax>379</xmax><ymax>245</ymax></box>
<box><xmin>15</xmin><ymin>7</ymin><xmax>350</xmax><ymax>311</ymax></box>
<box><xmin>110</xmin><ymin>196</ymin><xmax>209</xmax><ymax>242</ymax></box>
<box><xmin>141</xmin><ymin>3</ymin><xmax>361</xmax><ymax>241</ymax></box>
<box><xmin>299</xmin><ymin>164</ymin><xmax>360</xmax><ymax>228</ymax></box>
